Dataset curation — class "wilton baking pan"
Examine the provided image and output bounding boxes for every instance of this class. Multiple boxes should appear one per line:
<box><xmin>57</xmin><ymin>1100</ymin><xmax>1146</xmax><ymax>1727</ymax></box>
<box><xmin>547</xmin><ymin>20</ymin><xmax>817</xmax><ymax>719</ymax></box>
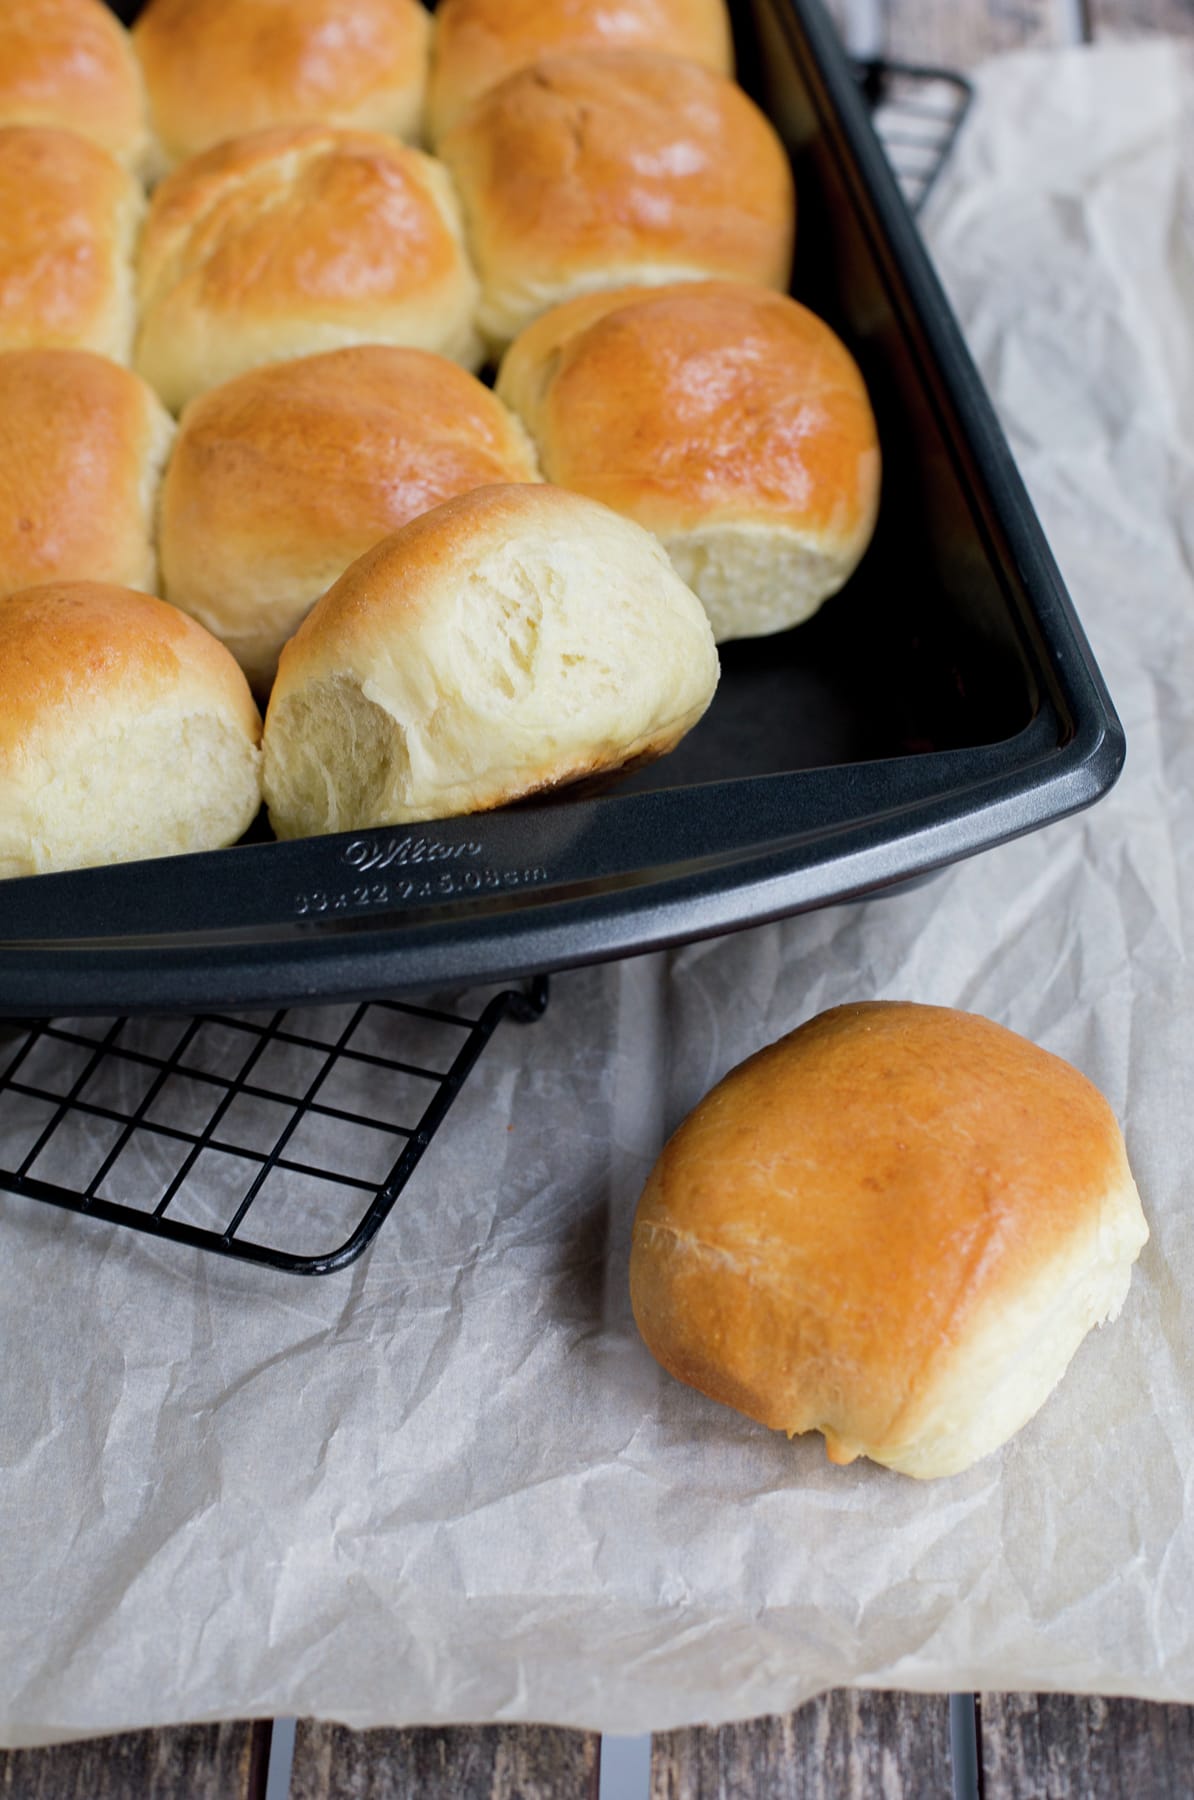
<box><xmin>0</xmin><ymin>0</ymin><xmax>1124</xmax><ymax>1017</ymax></box>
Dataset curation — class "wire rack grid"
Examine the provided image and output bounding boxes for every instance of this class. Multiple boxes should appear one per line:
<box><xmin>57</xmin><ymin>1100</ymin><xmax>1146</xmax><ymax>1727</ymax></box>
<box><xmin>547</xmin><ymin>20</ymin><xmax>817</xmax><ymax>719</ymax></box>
<box><xmin>857</xmin><ymin>58</ymin><xmax>973</xmax><ymax>212</ymax></box>
<box><xmin>0</xmin><ymin>980</ymin><xmax>548</xmax><ymax>1276</ymax></box>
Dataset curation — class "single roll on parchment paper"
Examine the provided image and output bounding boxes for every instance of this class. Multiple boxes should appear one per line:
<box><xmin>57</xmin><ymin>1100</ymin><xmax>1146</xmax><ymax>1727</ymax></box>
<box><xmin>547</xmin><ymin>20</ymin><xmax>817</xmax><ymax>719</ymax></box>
<box><xmin>133</xmin><ymin>0</ymin><xmax>433</xmax><ymax>175</ymax></box>
<box><xmin>497</xmin><ymin>281</ymin><xmax>881</xmax><ymax>641</ymax></box>
<box><xmin>0</xmin><ymin>126</ymin><xmax>144</xmax><ymax>364</ymax></box>
<box><xmin>426</xmin><ymin>0</ymin><xmax>734</xmax><ymax>147</ymax></box>
<box><xmin>439</xmin><ymin>49</ymin><xmax>795</xmax><ymax>355</ymax></box>
<box><xmin>630</xmin><ymin>1001</ymin><xmax>1148</xmax><ymax>1479</ymax></box>
<box><xmin>135</xmin><ymin>124</ymin><xmax>482</xmax><ymax>412</ymax></box>
<box><xmin>0</xmin><ymin>349</ymin><xmax>174</xmax><ymax>599</ymax></box>
<box><xmin>159</xmin><ymin>345</ymin><xmax>540</xmax><ymax>694</ymax></box>
<box><xmin>0</xmin><ymin>581</ymin><xmax>262</xmax><ymax>880</ymax></box>
<box><xmin>263</xmin><ymin>482</ymin><xmax>719</xmax><ymax>838</ymax></box>
<box><xmin>0</xmin><ymin>0</ymin><xmax>150</xmax><ymax>175</ymax></box>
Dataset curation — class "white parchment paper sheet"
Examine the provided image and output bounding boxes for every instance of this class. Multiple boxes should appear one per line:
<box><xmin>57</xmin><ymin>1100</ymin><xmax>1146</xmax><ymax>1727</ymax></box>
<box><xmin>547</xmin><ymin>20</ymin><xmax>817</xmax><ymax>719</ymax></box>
<box><xmin>2</xmin><ymin>38</ymin><xmax>1194</xmax><ymax>1744</ymax></box>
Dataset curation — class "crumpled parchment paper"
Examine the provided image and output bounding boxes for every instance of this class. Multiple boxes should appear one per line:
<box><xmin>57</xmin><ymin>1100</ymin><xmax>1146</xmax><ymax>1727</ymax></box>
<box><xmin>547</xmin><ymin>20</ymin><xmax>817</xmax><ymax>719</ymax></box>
<box><xmin>3</xmin><ymin>37</ymin><xmax>1194</xmax><ymax>1746</ymax></box>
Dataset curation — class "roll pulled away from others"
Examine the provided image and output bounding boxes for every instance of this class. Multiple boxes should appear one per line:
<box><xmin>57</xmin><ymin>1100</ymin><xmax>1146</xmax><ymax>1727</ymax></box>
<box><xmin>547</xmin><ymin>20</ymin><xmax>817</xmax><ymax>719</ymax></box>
<box><xmin>263</xmin><ymin>483</ymin><xmax>719</xmax><ymax>837</ymax></box>
<box><xmin>497</xmin><ymin>281</ymin><xmax>880</xmax><ymax>640</ymax></box>
<box><xmin>0</xmin><ymin>581</ymin><xmax>262</xmax><ymax>879</ymax></box>
<box><xmin>630</xmin><ymin>1001</ymin><xmax>1148</xmax><ymax>1479</ymax></box>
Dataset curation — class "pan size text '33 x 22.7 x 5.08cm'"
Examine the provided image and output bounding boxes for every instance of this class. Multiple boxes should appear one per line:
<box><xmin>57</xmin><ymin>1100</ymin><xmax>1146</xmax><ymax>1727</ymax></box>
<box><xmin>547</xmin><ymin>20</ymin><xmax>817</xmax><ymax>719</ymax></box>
<box><xmin>293</xmin><ymin>836</ymin><xmax>550</xmax><ymax>916</ymax></box>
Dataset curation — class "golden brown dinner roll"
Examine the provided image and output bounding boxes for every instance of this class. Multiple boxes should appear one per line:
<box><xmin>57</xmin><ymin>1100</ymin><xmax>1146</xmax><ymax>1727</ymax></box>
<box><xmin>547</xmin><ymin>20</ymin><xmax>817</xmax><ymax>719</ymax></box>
<box><xmin>0</xmin><ymin>0</ymin><xmax>149</xmax><ymax>173</ymax></box>
<box><xmin>631</xmin><ymin>1002</ymin><xmax>1149</xmax><ymax>1480</ymax></box>
<box><xmin>161</xmin><ymin>346</ymin><xmax>540</xmax><ymax>693</ymax></box>
<box><xmin>134</xmin><ymin>0</ymin><xmax>432</xmax><ymax>174</ymax></box>
<box><xmin>264</xmin><ymin>483</ymin><xmax>718</xmax><ymax>837</ymax></box>
<box><xmin>135</xmin><ymin>125</ymin><xmax>482</xmax><ymax>412</ymax></box>
<box><xmin>0</xmin><ymin>581</ymin><xmax>262</xmax><ymax>879</ymax></box>
<box><xmin>0</xmin><ymin>350</ymin><xmax>173</xmax><ymax>598</ymax></box>
<box><xmin>498</xmin><ymin>282</ymin><xmax>881</xmax><ymax>640</ymax></box>
<box><xmin>439</xmin><ymin>50</ymin><xmax>795</xmax><ymax>354</ymax></box>
<box><xmin>0</xmin><ymin>127</ymin><xmax>143</xmax><ymax>363</ymax></box>
<box><xmin>427</xmin><ymin>0</ymin><xmax>734</xmax><ymax>146</ymax></box>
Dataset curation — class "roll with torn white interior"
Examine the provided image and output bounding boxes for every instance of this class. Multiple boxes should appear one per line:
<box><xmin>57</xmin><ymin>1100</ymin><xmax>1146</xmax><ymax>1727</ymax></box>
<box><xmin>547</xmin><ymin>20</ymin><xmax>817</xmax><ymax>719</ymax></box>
<box><xmin>263</xmin><ymin>483</ymin><xmax>719</xmax><ymax>838</ymax></box>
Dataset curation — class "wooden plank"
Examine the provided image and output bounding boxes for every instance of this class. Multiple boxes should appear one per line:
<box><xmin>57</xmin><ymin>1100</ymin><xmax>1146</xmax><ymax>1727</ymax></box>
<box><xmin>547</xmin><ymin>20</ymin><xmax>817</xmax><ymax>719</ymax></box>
<box><xmin>1092</xmin><ymin>0</ymin><xmax>1194</xmax><ymax>32</ymax></box>
<box><xmin>650</xmin><ymin>1692</ymin><xmax>952</xmax><ymax>1800</ymax></box>
<box><xmin>288</xmin><ymin>1722</ymin><xmax>599</xmax><ymax>1800</ymax></box>
<box><xmin>0</xmin><ymin>1721</ymin><xmax>267</xmax><ymax>1800</ymax></box>
<box><xmin>980</xmin><ymin>1693</ymin><xmax>1194</xmax><ymax>1798</ymax></box>
<box><xmin>882</xmin><ymin>0</ymin><xmax>1066</xmax><ymax>63</ymax></box>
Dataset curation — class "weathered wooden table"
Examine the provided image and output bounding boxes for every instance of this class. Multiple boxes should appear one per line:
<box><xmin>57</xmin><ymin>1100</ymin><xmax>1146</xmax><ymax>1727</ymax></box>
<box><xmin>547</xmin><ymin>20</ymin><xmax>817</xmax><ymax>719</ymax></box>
<box><xmin>5</xmin><ymin>0</ymin><xmax>1193</xmax><ymax>1793</ymax></box>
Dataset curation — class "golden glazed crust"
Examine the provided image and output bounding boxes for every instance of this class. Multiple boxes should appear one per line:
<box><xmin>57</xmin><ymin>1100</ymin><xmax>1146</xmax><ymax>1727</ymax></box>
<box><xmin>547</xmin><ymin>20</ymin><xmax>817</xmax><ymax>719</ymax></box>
<box><xmin>498</xmin><ymin>281</ymin><xmax>879</xmax><ymax>545</ymax></box>
<box><xmin>631</xmin><ymin>1003</ymin><xmax>1149</xmax><ymax>1477</ymax></box>
<box><xmin>165</xmin><ymin>346</ymin><xmax>539</xmax><ymax>568</ymax></box>
<box><xmin>160</xmin><ymin>345</ymin><xmax>540</xmax><ymax>688</ymax></box>
<box><xmin>134</xmin><ymin>0</ymin><xmax>432</xmax><ymax>170</ymax></box>
<box><xmin>0</xmin><ymin>581</ymin><xmax>261</xmax><ymax>754</ymax></box>
<box><xmin>0</xmin><ymin>0</ymin><xmax>149</xmax><ymax>171</ymax></box>
<box><xmin>136</xmin><ymin>124</ymin><xmax>482</xmax><ymax>410</ymax></box>
<box><xmin>440</xmin><ymin>50</ymin><xmax>795</xmax><ymax>352</ymax></box>
<box><xmin>497</xmin><ymin>281</ymin><xmax>881</xmax><ymax>639</ymax></box>
<box><xmin>0</xmin><ymin>127</ymin><xmax>143</xmax><ymax>362</ymax></box>
<box><xmin>0</xmin><ymin>350</ymin><xmax>173</xmax><ymax>598</ymax></box>
<box><xmin>427</xmin><ymin>0</ymin><xmax>734</xmax><ymax>144</ymax></box>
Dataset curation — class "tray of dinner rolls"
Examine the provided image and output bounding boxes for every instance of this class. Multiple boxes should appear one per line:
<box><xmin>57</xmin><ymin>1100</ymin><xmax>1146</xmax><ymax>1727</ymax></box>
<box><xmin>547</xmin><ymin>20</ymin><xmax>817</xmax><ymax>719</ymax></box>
<box><xmin>0</xmin><ymin>0</ymin><xmax>1123</xmax><ymax>1016</ymax></box>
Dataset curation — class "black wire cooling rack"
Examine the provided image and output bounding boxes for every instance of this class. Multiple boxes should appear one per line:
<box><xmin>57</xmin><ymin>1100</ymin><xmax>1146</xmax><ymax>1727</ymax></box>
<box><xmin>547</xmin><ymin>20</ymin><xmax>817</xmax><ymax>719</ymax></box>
<box><xmin>0</xmin><ymin>60</ymin><xmax>969</xmax><ymax>1279</ymax></box>
<box><xmin>856</xmin><ymin>59</ymin><xmax>973</xmax><ymax>213</ymax></box>
<box><xmin>0</xmin><ymin>980</ymin><xmax>548</xmax><ymax>1275</ymax></box>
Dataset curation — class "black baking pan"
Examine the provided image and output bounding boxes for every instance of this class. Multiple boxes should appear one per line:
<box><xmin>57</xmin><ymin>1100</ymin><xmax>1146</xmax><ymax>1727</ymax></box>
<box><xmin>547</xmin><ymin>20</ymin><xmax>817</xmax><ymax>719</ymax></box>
<box><xmin>0</xmin><ymin>0</ymin><xmax>1123</xmax><ymax>1018</ymax></box>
